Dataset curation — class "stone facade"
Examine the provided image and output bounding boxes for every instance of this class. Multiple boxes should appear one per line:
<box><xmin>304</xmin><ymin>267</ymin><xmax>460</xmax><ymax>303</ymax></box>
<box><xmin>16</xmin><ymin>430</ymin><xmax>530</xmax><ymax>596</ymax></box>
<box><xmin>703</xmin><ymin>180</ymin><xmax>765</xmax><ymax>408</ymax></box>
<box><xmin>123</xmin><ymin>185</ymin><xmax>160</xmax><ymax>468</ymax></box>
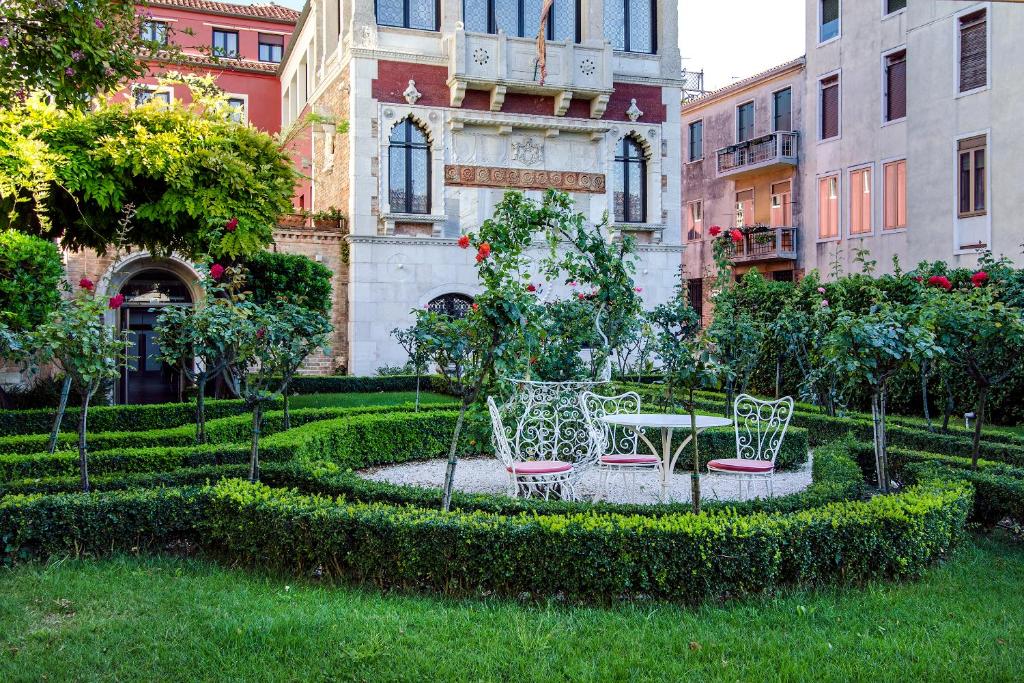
<box><xmin>285</xmin><ymin>0</ymin><xmax>687</xmax><ymax>375</ymax></box>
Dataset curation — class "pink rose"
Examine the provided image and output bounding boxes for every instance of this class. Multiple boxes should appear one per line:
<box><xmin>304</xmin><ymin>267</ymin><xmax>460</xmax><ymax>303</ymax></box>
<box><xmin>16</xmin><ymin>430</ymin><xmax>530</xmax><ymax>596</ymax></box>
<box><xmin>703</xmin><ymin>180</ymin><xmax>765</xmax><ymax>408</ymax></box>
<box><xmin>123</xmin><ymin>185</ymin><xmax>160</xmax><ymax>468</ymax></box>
<box><xmin>210</xmin><ymin>264</ymin><xmax>225</xmax><ymax>281</ymax></box>
<box><xmin>225</xmin><ymin>217</ymin><xmax>238</xmax><ymax>232</ymax></box>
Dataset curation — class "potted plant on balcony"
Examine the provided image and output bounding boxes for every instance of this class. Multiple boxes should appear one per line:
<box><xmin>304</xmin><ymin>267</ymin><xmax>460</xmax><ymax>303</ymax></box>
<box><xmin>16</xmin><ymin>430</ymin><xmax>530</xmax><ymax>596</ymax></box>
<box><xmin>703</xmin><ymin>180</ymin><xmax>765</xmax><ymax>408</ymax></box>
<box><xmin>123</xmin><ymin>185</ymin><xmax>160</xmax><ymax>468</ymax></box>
<box><xmin>312</xmin><ymin>207</ymin><xmax>346</xmax><ymax>231</ymax></box>
<box><xmin>278</xmin><ymin>211</ymin><xmax>309</xmax><ymax>229</ymax></box>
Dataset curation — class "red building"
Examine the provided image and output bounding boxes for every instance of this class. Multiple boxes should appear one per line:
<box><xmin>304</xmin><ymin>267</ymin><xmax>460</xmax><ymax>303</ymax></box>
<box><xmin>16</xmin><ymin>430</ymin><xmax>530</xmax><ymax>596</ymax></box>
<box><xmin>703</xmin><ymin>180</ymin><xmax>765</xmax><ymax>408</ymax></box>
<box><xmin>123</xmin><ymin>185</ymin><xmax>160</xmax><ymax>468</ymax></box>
<box><xmin>123</xmin><ymin>0</ymin><xmax>299</xmax><ymax>134</ymax></box>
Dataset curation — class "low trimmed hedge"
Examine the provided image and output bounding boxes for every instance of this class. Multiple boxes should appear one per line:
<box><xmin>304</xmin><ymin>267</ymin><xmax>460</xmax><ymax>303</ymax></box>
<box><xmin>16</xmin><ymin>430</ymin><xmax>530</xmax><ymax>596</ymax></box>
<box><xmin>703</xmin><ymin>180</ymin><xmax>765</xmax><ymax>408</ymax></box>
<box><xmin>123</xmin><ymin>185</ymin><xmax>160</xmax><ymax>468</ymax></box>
<box><xmin>286</xmin><ymin>374</ymin><xmax>448</xmax><ymax>395</ymax></box>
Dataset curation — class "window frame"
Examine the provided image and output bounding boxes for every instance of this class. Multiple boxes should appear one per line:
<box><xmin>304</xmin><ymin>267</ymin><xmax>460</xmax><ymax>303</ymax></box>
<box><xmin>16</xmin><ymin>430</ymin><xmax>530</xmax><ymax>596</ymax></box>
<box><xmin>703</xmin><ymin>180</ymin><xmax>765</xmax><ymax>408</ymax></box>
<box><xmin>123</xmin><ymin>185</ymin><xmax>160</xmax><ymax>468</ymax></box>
<box><xmin>463</xmin><ymin>0</ymin><xmax>581</xmax><ymax>42</ymax></box>
<box><xmin>882</xmin><ymin>157</ymin><xmax>908</xmax><ymax>232</ymax></box>
<box><xmin>818</xmin><ymin>0</ymin><xmax>841</xmax><ymax>46</ymax></box>
<box><xmin>772</xmin><ymin>87</ymin><xmax>793</xmax><ymax>132</ymax></box>
<box><xmin>211</xmin><ymin>29</ymin><xmax>240</xmax><ymax>59</ymax></box>
<box><xmin>881</xmin><ymin>46</ymin><xmax>907</xmax><ymax>125</ymax></box>
<box><xmin>770</xmin><ymin>180</ymin><xmax>793</xmax><ymax>228</ymax></box>
<box><xmin>375</xmin><ymin>0</ymin><xmax>441</xmax><ymax>32</ymax></box>
<box><xmin>388</xmin><ymin>118</ymin><xmax>432</xmax><ymax>215</ymax></box>
<box><xmin>686</xmin><ymin>200</ymin><xmax>703</xmax><ymax>241</ymax></box>
<box><xmin>956</xmin><ymin>134</ymin><xmax>987</xmax><ymax>220</ymax></box>
<box><xmin>258</xmin><ymin>33</ymin><xmax>285</xmax><ymax>63</ymax></box>
<box><xmin>687</xmin><ymin>120</ymin><xmax>703</xmax><ymax>162</ymax></box>
<box><xmin>614</xmin><ymin>136</ymin><xmax>647</xmax><ymax>224</ymax></box>
<box><xmin>818</xmin><ymin>70</ymin><xmax>841</xmax><ymax>142</ymax></box>
<box><xmin>882</xmin><ymin>0</ymin><xmax>906</xmax><ymax>19</ymax></box>
<box><xmin>225</xmin><ymin>95</ymin><xmax>248</xmax><ymax>124</ymax></box>
<box><xmin>140</xmin><ymin>20</ymin><xmax>169</xmax><ymax>46</ymax></box>
<box><xmin>735</xmin><ymin>100</ymin><xmax>755</xmax><ymax>144</ymax></box>
<box><xmin>734</xmin><ymin>187</ymin><xmax>754</xmax><ymax>229</ymax></box>
<box><xmin>817</xmin><ymin>172</ymin><xmax>841</xmax><ymax>242</ymax></box>
<box><xmin>605</xmin><ymin>0</ymin><xmax>657</xmax><ymax>54</ymax></box>
<box><xmin>848</xmin><ymin>164</ymin><xmax>875</xmax><ymax>237</ymax></box>
<box><xmin>132</xmin><ymin>85</ymin><xmax>172</xmax><ymax>107</ymax></box>
<box><xmin>956</xmin><ymin>7</ymin><xmax>989</xmax><ymax>97</ymax></box>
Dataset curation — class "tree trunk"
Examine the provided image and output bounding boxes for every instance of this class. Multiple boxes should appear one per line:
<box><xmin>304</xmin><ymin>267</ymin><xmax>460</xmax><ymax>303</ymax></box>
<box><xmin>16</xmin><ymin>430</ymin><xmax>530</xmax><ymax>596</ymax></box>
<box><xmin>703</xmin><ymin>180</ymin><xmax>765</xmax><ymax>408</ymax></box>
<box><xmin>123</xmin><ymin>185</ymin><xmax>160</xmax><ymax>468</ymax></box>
<box><xmin>942</xmin><ymin>378</ymin><xmax>954</xmax><ymax>433</ymax></box>
<box><xmin>196</xmin><ymin>375</ymin><xmax>208</xmax><ymax>445</ymax></box>
<box><xmin>775</xmin><ymin>355</ymin><xmax>782</xmax><ymax>399</ymax></box>
<box><xmin>48</xmin><ymin>375</ymin><xmax>73</xmax><ymax>454</ymax></box>
<box><xmin>879</xmin><ymin>386</ymin><xmax>889</xmax><ymax>492</ymax></box>
<box><xmin>415</xmin><ymin>373</ymin><xmax>421</xmax><ymax>412</ymax></box>
<box><xmin>441</xmin><ymin>402</ymin><xmax>468</xmax><ymax>512</ymax></box>
<box><xmin>689</xmin><ymin>390</ymin><xmax>701</xmax><ymax>514</ymax></box>
<box><xmin>248</xmin><ymin>402</ymin><xmax>263</xmax><ymax>482</ymax></box>
<box><xmin>971</xmin><ymin>385</ymin><xmax>988</xmax><ymax>470</ymax></box>
<box><xmin>283</xmin><ymin>387</ymin><xmax>291</xmax><ymax>431</ymax></box>
<box><xmin>78</xmin><ymin>390</ymin><xmax>91</xmax><ymax>493</ymax></box>
<box><xmin>724</xmin><ymin>379</ymin><xmax>734</xmax><ymax>418</ymax></box>
<box><xmin>921</xmin><ymin>362</ymin><xmax>934</xmax><ymax>432</ymax></box>
<box><xmin>871</xmin><ymin>390</ymin><xmax>888</xmax><ymax>493</ymax></box>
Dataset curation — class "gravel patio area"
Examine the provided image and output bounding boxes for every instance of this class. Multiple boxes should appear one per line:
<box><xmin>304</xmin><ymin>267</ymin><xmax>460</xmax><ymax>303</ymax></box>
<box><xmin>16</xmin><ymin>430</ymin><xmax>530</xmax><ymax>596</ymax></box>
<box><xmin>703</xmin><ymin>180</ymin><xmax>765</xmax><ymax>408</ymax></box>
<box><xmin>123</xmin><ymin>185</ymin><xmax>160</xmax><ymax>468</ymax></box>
<box><xmin>360</xmin><ymin>453</ymin><xmax>814</xmax><ymax>504</ymax></box>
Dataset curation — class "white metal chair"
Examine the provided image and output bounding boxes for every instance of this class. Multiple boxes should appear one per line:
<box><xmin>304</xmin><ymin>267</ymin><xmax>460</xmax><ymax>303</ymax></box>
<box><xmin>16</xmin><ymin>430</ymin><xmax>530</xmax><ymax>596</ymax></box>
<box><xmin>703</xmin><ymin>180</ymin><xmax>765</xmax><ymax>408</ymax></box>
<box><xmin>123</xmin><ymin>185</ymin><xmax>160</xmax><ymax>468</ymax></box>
<box><xmin>708</xmin><ymin>394</ymin><xmax>794</xmax><ymax>500</ymax></box>
<box><xmin>581</xmin><ymin>391</ymin><xmax>661</xmax><ymax>501</ymax></box>
<box><xmin>487</xmin><ymin>396</ymin><xmax>577</xmax><ymax>500</ymax></box>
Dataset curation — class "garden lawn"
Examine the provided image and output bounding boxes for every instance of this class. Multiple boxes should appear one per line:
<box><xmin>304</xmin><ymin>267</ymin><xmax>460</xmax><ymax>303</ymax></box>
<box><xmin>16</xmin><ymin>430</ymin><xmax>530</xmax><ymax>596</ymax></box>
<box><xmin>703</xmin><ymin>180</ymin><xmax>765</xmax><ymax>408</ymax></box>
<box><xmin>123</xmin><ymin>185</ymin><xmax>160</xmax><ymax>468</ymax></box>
<box><xmin>1</xmin><ymin>536</ymin><xmax>1022</xmax><ymax>682</ymax></box>
<box><xmin>286</xmin><ymin>391</ymin><xmax>453</xmax><ymax>410</ymax></box>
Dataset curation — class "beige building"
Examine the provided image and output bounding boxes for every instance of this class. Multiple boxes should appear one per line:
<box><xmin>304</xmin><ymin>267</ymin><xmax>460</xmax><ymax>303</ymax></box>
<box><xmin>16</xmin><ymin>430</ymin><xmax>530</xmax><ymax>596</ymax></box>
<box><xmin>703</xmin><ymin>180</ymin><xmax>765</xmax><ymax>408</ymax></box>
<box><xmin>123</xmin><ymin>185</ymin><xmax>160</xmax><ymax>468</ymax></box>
<box><xmin>283</xmin><ymin>0</ymin><xmax>689</xmax><ymax>374</ymax></box>
<box><xmin>801</xmin><ymin>0</ymin><xmax>1024</xmax><ymax>276</ymax></box>
<box><xmin>681</xmin><ymin>59</ymin><xmax>806</xmax><ymax>319</ymax></box>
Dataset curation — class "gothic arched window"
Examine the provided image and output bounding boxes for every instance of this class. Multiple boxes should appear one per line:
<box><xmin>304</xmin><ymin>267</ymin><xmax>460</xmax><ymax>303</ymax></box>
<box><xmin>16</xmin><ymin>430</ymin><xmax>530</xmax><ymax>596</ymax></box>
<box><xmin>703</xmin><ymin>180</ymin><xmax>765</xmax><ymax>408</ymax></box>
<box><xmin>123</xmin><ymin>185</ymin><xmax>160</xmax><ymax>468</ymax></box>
<box><xmin>389</xmin><ymin>118</ymin><xmax>431</xmax><ymax>215</ymax></box>
<box><xmin>427</xmin><ymin>293</ymin><xmax>474</xmax><ymax>319</ymax></box>
<box><xmin>613</xmin><ymin>136</ymin><xmax>647</xmax><ymax>223</ymax></box>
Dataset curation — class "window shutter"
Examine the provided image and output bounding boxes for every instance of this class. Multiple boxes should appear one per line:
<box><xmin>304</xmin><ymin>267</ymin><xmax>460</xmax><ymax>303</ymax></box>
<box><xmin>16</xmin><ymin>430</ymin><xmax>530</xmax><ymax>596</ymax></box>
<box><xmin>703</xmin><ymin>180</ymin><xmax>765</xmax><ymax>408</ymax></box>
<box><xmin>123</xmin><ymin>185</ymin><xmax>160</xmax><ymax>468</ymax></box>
<box><xmin>959</xmin><ymin>13</ymin><xmax>987</xmax><ymax>93</ymax></box>
<box><xmin>821</xmin><ymin>76</ymin><xmax>839</xmax><ymax>139</ymax></box>
<box><xmin>886</xmin><ymin>52</ymin><xmax>906</xmax><ymax>121</ymax></box>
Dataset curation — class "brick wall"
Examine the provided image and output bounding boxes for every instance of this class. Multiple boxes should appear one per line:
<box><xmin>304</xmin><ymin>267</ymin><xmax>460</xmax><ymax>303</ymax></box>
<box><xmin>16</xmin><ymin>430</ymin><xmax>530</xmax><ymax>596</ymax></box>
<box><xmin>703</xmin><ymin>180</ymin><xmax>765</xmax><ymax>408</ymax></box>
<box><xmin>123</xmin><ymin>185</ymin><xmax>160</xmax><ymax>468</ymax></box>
<box><xmin>311</xmin><ymin>68</ymin><xmax>351</xmax><ymax>218</ymax></box>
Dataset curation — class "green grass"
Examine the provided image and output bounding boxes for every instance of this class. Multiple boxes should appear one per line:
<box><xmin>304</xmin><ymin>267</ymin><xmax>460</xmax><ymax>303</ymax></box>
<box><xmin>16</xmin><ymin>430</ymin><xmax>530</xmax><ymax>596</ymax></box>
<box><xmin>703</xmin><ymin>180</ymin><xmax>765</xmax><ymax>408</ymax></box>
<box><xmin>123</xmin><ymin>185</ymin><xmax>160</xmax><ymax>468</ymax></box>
<box><xmin>286</xmin><ymin>391</ymin><xmax>453</xmax><ymax>410</ymax></box>
<box><xmin>1</xmin><ymin>536</ymin><xmax>1022</xmax><ymax>682</ymax></box>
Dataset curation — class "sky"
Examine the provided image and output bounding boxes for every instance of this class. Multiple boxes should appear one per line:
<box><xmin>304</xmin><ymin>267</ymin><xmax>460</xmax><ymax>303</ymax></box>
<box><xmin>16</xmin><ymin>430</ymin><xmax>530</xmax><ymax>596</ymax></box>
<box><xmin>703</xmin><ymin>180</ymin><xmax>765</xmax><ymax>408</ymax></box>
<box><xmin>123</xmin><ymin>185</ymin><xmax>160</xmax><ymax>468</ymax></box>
<box><xmin>268</xmin><ymin>0</ymin><xmax>807</xmax><ymax>90</ymax></box>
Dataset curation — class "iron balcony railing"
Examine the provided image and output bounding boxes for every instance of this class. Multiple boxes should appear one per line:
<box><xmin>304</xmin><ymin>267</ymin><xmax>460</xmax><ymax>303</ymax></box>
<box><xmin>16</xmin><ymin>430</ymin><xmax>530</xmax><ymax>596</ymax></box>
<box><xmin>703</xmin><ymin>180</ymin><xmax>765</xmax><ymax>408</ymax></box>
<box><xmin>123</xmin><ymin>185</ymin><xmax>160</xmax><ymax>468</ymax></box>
<box><xmin>728</xmin><ymin>227</ymin><xmax>799</xmax><ymax>263</ymax></box>
<box><xmin>716</xmin><ymin>131</ymin><xmax>799</xmax><ymax>177</ymax></box>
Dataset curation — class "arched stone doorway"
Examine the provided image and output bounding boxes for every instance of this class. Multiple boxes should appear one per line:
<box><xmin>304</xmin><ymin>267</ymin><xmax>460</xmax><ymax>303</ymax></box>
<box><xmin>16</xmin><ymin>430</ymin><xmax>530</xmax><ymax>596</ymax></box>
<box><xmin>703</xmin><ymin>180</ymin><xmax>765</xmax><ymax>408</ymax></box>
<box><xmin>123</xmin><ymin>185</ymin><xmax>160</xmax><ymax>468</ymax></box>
<box><xmin>100</xmin><ymin>254</ymin><xmax>203</xmax><ymax>405</ymax></box>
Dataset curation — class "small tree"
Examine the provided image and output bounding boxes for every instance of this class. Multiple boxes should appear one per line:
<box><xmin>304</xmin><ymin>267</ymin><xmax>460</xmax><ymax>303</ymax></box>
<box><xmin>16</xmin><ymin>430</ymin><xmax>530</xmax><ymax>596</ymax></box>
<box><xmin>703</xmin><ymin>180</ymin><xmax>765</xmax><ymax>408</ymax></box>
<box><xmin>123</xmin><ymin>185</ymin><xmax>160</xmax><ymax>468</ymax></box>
<box><xmin>33</xmin><ymin>285</ymin><xmax>130</xmax><ymax>491</ymax></box>
<box><xmin>391</xmin><ymin>324</ymin><xmax>428</xmax><ymax>410</ymax></box>
<box><xmin>824</xmin><ymin>303</ymin><xmax>938</xmax><ymax>492</ymax></box>
<box><xmin>267</xmin><ymin>302</ymin><xmax>332</xmax><ymax>430</ymax></box>
<box><xmin>929</xmin><ymin>284</ymin><xmax>1024</xmax><ymax>468</ymax></box>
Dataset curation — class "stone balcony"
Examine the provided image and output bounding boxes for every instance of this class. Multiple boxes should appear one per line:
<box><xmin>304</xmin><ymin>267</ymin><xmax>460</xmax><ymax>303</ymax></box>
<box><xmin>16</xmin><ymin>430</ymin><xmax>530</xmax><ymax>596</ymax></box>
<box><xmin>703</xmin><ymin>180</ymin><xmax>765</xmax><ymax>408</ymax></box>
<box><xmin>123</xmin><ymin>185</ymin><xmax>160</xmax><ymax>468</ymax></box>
<box><xmin>727</xmin><ymin>227</ymin><xmax>799</xmax><ymax>264</ymax></box>
<box><xmin>444</xmin><ymin>29</ymin><xmax>614</xmax><ymax>118</ymax></box>
<box><xmin>716</xmin><ymin>131</ymin><xmax>799</xmax><ymax>179</ymax></box>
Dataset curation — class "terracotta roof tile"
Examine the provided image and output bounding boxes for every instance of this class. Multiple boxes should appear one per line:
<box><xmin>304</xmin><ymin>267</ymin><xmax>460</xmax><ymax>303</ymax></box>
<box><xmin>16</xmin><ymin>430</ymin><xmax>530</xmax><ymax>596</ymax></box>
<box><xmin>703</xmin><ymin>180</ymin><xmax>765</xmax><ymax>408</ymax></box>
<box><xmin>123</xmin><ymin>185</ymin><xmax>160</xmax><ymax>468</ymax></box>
<box><xmin>147</xmin><ymin>0</ymin><xmax>300</xmax><ymax>23</ymax></box>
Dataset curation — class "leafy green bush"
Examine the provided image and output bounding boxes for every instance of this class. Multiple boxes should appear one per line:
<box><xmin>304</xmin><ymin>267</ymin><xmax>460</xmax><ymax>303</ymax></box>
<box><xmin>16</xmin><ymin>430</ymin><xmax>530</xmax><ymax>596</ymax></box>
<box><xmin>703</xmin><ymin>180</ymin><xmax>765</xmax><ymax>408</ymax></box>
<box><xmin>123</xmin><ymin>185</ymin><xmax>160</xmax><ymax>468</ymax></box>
<box><xmin>242</xmin><ymin>252</ymin><xmax>333</xmax><ymax>314</ymax></box>
<box><xmin>0</xmin><ymin>230</ymin><xmax>64</xmax><ymax>333</ymax></box>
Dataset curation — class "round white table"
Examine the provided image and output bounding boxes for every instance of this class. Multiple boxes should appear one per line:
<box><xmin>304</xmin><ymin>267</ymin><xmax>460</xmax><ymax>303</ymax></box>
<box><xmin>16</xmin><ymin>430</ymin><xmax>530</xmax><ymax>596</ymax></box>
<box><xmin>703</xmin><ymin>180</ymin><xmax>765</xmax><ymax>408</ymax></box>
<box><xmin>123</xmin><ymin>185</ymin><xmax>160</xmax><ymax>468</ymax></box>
<box><xmin>599</xmin><ymin>413</ymin><xmax>733</xmax><ymax>502</ymax></box>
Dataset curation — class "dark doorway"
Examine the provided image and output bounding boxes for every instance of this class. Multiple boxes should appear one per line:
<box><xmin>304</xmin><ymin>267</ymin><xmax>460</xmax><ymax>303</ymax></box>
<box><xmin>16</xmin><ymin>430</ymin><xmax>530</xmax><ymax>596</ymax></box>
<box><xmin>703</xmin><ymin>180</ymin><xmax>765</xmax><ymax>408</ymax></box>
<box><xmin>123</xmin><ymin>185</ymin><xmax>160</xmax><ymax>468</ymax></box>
<box><xmin>118</xmin><ymin>269</ymin><xmax>193</xmax><ymax>405</ymax></box>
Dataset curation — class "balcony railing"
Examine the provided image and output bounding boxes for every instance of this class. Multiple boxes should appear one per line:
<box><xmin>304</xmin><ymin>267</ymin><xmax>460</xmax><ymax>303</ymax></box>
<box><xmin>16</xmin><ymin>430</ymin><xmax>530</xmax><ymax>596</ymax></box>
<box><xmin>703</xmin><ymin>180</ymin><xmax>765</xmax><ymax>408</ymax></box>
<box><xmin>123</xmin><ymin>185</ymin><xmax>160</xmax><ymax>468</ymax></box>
<box><xmin>727</xmin><ymin>227</ymin><xmax>799</xmax><ymax>263</ymax></box>
<box><xmin>445</xmin><ymin>29</ymin><xmax>614</xmax><ymax>118</ymax></box>
<box><xmin>716</xmin><ymin>132</ymin><xmax>799</xmax><ymax>178</ymax></box>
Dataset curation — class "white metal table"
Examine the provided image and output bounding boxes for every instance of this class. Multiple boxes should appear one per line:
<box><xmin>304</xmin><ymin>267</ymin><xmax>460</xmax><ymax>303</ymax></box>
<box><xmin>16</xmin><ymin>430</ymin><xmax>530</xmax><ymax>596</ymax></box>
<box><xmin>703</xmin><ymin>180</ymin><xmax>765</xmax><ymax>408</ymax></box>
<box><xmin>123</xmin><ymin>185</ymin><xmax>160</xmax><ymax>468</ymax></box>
<box><xmin>599</xmin><ymin>413</ymin><xmax>733</xmax><ymax>502</ymax></box>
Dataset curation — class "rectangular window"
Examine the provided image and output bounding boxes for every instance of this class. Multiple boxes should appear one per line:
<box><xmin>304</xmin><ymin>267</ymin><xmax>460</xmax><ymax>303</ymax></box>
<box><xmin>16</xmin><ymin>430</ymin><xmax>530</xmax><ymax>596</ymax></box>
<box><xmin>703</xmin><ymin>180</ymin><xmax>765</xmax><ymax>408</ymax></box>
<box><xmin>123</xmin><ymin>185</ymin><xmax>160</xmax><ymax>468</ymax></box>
<box><xmin>604</xmin><ymin>0</ymin><xmax>655</xmax><ymax>54</ymax></box>
<box><xmin>820</xmin><ymin>0</ymin><xmax>840</xmax><ymax>43</ymax></box>
<box><xmin>885</xmin><ymin>0</ymin><xmax>906</xmax><ymax>15</ymax></box>
<box><xmin>687</xmin><ymin>278</ymin><xmax>703</xmax><ymax>320</ymax></box>
<box><xmin>883</xmin><ymin>160</ymin><xmax>907</xmax><ymax>230</ymax></box>
<box><xmin>134</xmin><ymin>87</ymin><xmax>170</xmax><ymax>107</ymax></box>
<box><xmin>958</xmin><ymin>136</ymin><xmax>987</xmax><ymax>218</ymax></box>
<box><xmin>959</xmin><ymin>10</ymin><xmax>987</xmax><ymax>93</ymax></box>
<box><xmin>884</xmin><ymin>50</ymin><xmax>907</xmax><ymax>122</ymax></box>
<box><xmin>818</xmin><ymin>175</ymin><xmax>840</xmax><ymax>239</ymax></box>
<box><xmin>736</xmin><ymin>102</ymin><xmax>755</xmax><ymax>143</ymax></box>
<box><xmin>849</xmin><ymin>168</ymin><xmax>873</xmax><ymax>235</ymax></box>
<box><xmin>465</xmin><ymin>0</ymin><xmax>578</xmax><ymax>41</ymax></box>
<box><xmin>226</xmin><ymin>97</ymin><xmax>246</xmax><ymax>123</ymax></box>
<box><xmin>820</xmin><ymin>74</ymin><xmax>840</xmax><ymax>140</ymax></box>
<box><xmin>688</xmin><ymin>120</ymin><xmax>703</xmax><ymax>161</ymax></box>
<box><xmin>212</xmin><ymin>29</ymin><xmax>239</xmax><ymax>58</ymax></box>
<box><xmin>735</xmin><ymin>189</ymin><xmax>754</xmax><ymax>228</ymax></box>
<box><xmin>770</xmin><ymin>180</ymin><xmax>792</xmax><ymax>227</ymax></box>
<box><xmin>773</xmin><ymin>88</ymin><xmax>792</xmax><ymax>132</ymax></box>
<box><xmin>378</xmin><ymin>0</ymin><xmax>439</xmax><ymax>31</ymax></box>
<box><xmin>686</xmin><ymin>201</ymin><xmax>703</xmax><ymax>241</ymax></box>
<box><xmin>140</xmin><ymin>20</ymin><xmax>168</xmax><ymax>45</ymax></box>
<box><xmin>258</xmin><ymin>33</ymin><xmax>284</xmax><ymax>63</ymax></box>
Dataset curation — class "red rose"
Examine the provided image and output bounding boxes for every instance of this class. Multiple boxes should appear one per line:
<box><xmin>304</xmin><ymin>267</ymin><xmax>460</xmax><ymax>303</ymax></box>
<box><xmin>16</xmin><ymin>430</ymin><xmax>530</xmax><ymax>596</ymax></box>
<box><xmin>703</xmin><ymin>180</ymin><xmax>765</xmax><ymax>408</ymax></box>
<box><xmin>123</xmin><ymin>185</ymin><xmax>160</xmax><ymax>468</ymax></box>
<box><xmin>578</xmin><ymin>293</ymin><xmax>586</xmax><ymax>300</ymax></box>
<box><xmin>526</xmin><ymin>284</ymin><xmax>537</xmax><ymax>292</ymax></box>
<box><xmin>256</xmin><ymin>327</ymin><xmax>266</xmax><ymax>339</ymax></box>
<box><xmin>477</xmin><ymin>242</ymin><xmax>491</xmax><ymax>259</ymax></box>
<box><xmin>79</xmin><ymin>277</ymin><xmax>95</xmax><ymax>292</ymax></box>
<box><xmin>928</xmin><ymin>275</ymin><xmax>952</xmax><ymax>291</ymax></box>
<box><xmin>475</xmin><ymin>253</ymin><xmax>485</xmax><ymax>263</ymax></box>
<box><xmin>709</xmin><ymin>225</ymin><xmax>722</xmax><ymax>237</ymax></box>
<box><xmin>108</xmin><ymin>293</ymin><xmax>125</xmax><ymax>309</ymax></box>
<box><xmin>457</xmin><ymin>235</ymin><xmax>470</xmax><ymax>249</ymax></box>
<box><xmin>730</xmin><ymin>229</ymin><xmax>743</xmax><ymax>244</ymax></box>
<box><xmin>971</xmin><ymin>271</ymin><xmax>989</xmax><ymax>288</ymax></box>
<box><xmin>210</xmin><ymin>264</ymin><xmax>225</xmax><ymax>281</ymax></box>
<box><xmin>471</xmin><ymin>303</ymin><xmax>479</xmax><ymax>312</ymax></box>
<box><xmin>913</xmin><ymin>276</ymin><xmax>923</xmax><ymax>283</ymax></box>
<box><xmin>225</xmin><ymin>217</ymin><xmax>238</xmax><ymax>232</ymax></box>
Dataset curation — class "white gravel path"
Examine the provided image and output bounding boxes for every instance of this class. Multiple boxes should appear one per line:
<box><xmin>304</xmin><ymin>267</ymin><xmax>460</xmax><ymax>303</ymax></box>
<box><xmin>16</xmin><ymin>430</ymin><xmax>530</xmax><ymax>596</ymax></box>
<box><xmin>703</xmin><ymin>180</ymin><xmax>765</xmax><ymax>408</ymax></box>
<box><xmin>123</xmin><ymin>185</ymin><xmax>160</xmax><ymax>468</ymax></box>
<box><xmin>360</xmin><ymin>453</ymin><xmax>814</xmax><ymax>505</ymax></box>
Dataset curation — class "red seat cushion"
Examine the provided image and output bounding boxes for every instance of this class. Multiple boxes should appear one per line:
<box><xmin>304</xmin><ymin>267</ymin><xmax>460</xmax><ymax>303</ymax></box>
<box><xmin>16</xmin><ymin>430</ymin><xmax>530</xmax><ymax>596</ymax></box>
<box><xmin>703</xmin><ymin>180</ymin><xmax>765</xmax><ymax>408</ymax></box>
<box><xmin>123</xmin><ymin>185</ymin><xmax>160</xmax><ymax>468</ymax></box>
<box><xmin>507</xmin><ymin>461</ymin><xmax>573</xmax><ymax>475</ymax></box>
<box><xmin>707</xmin><ymin>458</ymin><xmax>774</xmax><ymax>473</ymax></box>
<box><xmin>600</xmin><ymin>455</ymin><xmax>660</xmax><ymax>465</ymax></box>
